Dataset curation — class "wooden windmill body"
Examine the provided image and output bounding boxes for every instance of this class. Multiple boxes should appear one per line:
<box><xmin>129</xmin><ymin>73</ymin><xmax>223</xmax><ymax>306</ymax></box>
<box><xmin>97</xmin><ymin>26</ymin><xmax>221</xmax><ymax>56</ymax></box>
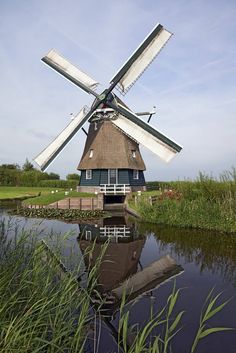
<box><xmin>34</xmin><ymin>23</ymin><xmax>182</xmax><ymax>196</ymax></box>
<box><xmin>78</xmin><ymin>109</ymin><xmax>146</xmax><ymax>193</ymax></box>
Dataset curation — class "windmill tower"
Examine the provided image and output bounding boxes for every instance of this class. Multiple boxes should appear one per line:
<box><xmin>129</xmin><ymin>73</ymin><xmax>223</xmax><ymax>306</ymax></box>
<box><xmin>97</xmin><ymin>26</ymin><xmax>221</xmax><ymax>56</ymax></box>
<box><xmin>34</xmin><ymin>23</ymin><xmax>182</xmax><ymax>200</ymax></box>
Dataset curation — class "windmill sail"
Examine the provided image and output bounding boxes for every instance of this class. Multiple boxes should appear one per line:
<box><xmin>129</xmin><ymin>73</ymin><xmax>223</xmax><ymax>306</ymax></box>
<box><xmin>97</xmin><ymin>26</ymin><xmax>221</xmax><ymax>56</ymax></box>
<box><xmin>112</xmin><ymin>255</ymin><xmax>183</xmax><ymax>299</ymax></box>
<box><xmin>42</xmin><ymin>49</ymin><xmax>99</xmax><ymax>96</ymax></box>
<box><xmin>110</xmin><ymin>23</ymin><xmax>172</xmax><ymax>94</ymax></box>
<box><xmin>34</xmin><ymin>107</ymin><xmax>93</xmax><ymax>171</ymax></box>
<box><xmin>112</xmin><ymin>114</ymin><xmax>182</xmax><ymax>163</ymax></box>
<box><xmin>106</xmin><ymin>102</ymin><xmax>182</xmax><ymax>162</ymax></box>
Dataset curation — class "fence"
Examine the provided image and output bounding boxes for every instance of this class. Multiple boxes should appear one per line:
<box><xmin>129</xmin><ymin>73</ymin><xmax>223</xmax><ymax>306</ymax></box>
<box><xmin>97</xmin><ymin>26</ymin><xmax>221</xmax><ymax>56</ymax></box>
<box><xmin>134</xmin><ymin>195</ymin><xmax>159</xmax><ymax>206</ymax></box>
<box><xmin>100</xmin><ymin>184</ymin><xmax>131</xmax><ymax>195</ymax></box>
<box><xmin>27</xmin><ymin>197</ymin><xmax>103</xmax><ymax>210</ymax></box>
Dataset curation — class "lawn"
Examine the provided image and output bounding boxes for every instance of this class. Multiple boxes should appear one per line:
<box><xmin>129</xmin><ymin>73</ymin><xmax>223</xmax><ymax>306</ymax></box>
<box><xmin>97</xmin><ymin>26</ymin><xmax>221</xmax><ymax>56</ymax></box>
<box><xmin>23</xmin><ymin>190</ymin><xmax>95</xmax><ymax>206</ymax></box>
<box><xmin>0</xmin><ymin>187</ymin><xmax>94</xmax><ymax>205</ymax></box>
<box><xmin>0</xmin><ymin>187</ymin><xmax>58</xmax><ymax>200</ymax></box>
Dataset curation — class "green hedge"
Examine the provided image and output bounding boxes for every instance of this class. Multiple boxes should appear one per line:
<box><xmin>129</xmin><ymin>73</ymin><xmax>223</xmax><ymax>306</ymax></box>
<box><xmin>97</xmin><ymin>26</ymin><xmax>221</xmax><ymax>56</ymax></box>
<box><xmin>38</xmin><ymin>179</ymin><xmax>78</xmax><ymax>189</ymax></box>
<box><xmin>0</xmin><ymin>168</ymin><xmax>78</xmax><ymax>188</ymax></box>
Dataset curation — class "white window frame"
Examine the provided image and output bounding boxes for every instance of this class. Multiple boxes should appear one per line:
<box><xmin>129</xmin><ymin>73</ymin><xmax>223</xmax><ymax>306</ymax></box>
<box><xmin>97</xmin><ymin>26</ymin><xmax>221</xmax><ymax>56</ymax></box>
<box><xmin>133</xmin><ymin>170</ymin><xmax>139</xmax><ymax>180</ymax></box>
<box><xmin>108</xmin><ymin>169</ymin><xmax>118</xmax><ymax>184</ymax></box>
<box><xmin>132</xmin><ymin>150</ymin><xmax>136</xmax><ymax>158</ymax></box>
<box><xmin>86</xmin><ymin>169</ymin><xmax>92</xmax><ymax>179</ymax></box>
<box><xmin>89</xmin><ymin>149</ymin><xmax>93</xmax><ymax>158</ymax></box>
<box><xmin>94</xmin><ymin>122</ymin><xmax>98</xmax><ymax>130</ymax></box>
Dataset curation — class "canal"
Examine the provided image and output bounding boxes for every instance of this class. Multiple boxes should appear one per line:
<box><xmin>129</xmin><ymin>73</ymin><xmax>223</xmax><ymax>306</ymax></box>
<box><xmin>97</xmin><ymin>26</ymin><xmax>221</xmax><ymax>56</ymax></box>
<box><xmin>1</xmin><ymin>201</ymin><xmax>236</xmax><ymax>353</ymax></box>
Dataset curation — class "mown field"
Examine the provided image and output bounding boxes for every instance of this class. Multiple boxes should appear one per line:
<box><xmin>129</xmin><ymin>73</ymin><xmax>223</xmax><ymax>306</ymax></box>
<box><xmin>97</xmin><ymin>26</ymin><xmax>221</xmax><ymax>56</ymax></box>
<box><xmin>0</xmin><ymin>186</ymin><xmax>94</xmax><ymax>205</ymax></box>
<box><xmin>0</xmin><ymin>186</ymin><xmax>58</xmax><ymax>200</ymax></box>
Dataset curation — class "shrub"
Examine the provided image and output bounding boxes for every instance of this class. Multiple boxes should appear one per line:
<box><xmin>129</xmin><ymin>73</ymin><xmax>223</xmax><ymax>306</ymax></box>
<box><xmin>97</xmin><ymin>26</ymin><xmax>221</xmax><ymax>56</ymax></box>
<box><xmin>38</xmin><ymin>179</ymin><xmax>78</xmax><ymax>189</ymax></box>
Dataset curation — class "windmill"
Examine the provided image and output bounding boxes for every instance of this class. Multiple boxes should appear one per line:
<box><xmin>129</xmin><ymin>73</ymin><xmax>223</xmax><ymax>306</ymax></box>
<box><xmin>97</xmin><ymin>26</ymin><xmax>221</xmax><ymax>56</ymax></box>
<box><xmin>34</xmin><ymin>23</ymin><xmax>182</xmax><ymax>198</ymax></box>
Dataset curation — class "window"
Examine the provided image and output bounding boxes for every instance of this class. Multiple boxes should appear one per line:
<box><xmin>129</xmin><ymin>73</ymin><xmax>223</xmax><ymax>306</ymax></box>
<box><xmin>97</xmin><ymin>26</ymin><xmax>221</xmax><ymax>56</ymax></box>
<box><xmin>132</xmin><ymin>150</ymin><xmax>136</xmax><ymax>158</ymax></box>
<box><xmin>85</xmin><ymin>230</ymin><xmax>92</xmax><ymax>240</ymax></box>
<box><xmin>133</xmin><ymin>170</ymin><xmax>139</xmax><ymax>180</ymax></box>
<box><xmin>94</xmin><ymin>122</ymin><xmax>97</xmax><ymax>131</ymax></box>
<box><xmin>108</xmin><ymin>169</ymin><xmax>117</xmax><ymax>184</ymax></box>
<box><xmin>89</xmin><ymin>149</ymin><xmax>93</xmax><ymax>158</ymax></box>
<box><xmin>86</xmin><ymin>169</ymin><xmax>92</xmax><ymax>179</ymax></box>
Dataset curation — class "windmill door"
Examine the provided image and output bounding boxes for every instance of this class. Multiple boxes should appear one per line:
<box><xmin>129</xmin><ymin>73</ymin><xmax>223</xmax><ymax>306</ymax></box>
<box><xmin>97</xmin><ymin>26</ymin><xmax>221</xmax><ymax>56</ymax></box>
<box><xmin>108</xmin><ymin>169</ymin><xmax>118</xmax><ymax>184</ymax></box>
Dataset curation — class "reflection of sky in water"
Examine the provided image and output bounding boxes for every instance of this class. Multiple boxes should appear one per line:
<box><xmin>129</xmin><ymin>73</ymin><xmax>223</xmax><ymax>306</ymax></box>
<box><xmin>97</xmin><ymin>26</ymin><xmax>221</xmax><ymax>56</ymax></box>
<box><xmin>1</xmin><ymin>209</ymin><xmax>236</xmax><ymax>353</ymax></box>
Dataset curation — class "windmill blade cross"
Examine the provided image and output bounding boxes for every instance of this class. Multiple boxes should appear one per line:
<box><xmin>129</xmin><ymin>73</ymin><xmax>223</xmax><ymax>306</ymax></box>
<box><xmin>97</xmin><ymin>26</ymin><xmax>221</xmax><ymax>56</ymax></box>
<box><xmin>34</xmin><ymin>107</ymin><xmax>96</xmax><ymax>171</ymax></box>
<box><xmin>42</xmin><ymin>49</ymin><xmax>99</xmax><ymax>97</ymax></box>
<box><xmin>109</xmin><ymin>23</ymin><xmax>172</xmax><ymax>94</ymax></box>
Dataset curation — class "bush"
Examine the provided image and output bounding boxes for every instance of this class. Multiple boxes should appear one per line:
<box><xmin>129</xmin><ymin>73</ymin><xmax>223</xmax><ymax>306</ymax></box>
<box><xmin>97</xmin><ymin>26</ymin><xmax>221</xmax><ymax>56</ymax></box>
<box><xmin>0</xmin><ymin>168</ymin><xmax>21</xmax><ymax>186</ymax></box>
<box><xmin>38</xmin><ymin>179</ymin><xmax>78</xmax><ymax>189</ymax></box>
<box><xmin>66</xmin><ymin>173</ymin><xmax>80</xmax><ymax>181</ymax></box>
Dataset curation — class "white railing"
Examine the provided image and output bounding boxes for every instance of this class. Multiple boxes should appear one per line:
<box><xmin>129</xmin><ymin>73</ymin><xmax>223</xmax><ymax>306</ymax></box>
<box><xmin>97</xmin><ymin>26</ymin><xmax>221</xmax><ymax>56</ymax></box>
<box><xmin>100</xmin><ymin>184</ymin><xmax>131</xmax><ymax>195</ymax></box>
<box><xmin>100</xmin><ymin>226</ymin><xmax>130</xmax><ymax>241</ymax></box>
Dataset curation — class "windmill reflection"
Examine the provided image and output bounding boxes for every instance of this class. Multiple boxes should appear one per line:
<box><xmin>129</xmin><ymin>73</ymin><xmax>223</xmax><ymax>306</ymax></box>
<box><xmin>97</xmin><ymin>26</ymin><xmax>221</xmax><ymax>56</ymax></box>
<box><xmin>78</xmin><ymin>216</ymin><xmax>184</xmax><ymax>316</ymax></box>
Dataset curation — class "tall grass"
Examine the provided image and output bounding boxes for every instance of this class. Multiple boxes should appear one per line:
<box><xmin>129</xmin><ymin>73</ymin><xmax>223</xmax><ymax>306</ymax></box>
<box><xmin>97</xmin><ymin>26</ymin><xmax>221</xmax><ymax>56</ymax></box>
<box><xmin>0</xmin><ymin>218</ymin><xmax>96</xmax><ymax>353</ymax></box>
<box><xmin>138</xmin><ymin>169</ymin><xmax>236</xmax><ymax>233</ymax></box>
<box><xmin>116</xmin><ymin>284</ymin><xmax>233</xmax><ymax>353</ymax></box>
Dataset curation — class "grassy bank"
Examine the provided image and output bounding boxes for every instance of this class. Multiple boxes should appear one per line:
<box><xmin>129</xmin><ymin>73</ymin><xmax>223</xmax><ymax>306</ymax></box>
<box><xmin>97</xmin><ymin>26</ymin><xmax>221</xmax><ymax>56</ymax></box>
<box><xmin>134</xmin><ymin>171</ymin><xmax>236</xmax><ymax>233</ymax></box>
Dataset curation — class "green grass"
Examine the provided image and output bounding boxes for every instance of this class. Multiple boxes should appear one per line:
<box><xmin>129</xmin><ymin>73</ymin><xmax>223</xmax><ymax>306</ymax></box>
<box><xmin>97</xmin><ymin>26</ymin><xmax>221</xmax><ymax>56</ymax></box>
<box><xmin>0</xmin><ymin>219</ymin><xmax>97</xmax><ymax>352</ymax></box>
<box><xmin>128</xmin><ymin>190</ymin><xmax>162</xmax><ymax>212</ymax></box>
<box><xmin>23</xmin><ymin>191</ymin><xmax>95</xmax><ymax>206</ymax></box>
<box><xmin>133</xmin><ymin>170</ymin><xmax>236</xmax><ymax>233</ymax></box>
<box><xmin>0</xmin><ymin>186</ymin><xmax>59</xmax><ymax>200</ymax></box>
<box><xmin>0</xmin><ymin>186</ymin><xmax>94</xmax><ymax>205</ymax></box>
<box><xmin>134</xmin><ymin>190</ymin><xmax>162</xmax><ymax>197</ymax></box>
<box><xmin>137</xmin><ymin>197</ymin><xmax>236</xmax><ymax>233</ymax></box>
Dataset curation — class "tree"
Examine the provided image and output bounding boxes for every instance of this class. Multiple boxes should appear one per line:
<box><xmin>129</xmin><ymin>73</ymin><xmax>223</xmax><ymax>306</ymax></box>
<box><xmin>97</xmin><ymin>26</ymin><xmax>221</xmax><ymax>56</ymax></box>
<box><xmin>22</xmin><ymin>158</ymin><xmax>34</xmax><ymax>172</ymax></box>
<box><xmin>66</xmin><ymin>173</ymin><xmax>80</xmax><ymax>181</ymax></box>
<box><xmin>0</xmin><ymin>164</ymin><xmax>20</xmax><ymax>170</ymax></box>
<box><xmin>48</xmin><ymin>172</ymin><xmax>60</xmax><ymax>180</ymax></box>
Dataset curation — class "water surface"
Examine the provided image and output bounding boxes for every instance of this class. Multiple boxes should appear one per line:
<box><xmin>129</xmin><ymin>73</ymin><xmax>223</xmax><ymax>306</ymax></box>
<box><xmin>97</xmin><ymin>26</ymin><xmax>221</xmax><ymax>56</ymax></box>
<box><xmin>1</xmin><ymin>203</ymin><xmax>236</xmax><ymax>353</ymax></box>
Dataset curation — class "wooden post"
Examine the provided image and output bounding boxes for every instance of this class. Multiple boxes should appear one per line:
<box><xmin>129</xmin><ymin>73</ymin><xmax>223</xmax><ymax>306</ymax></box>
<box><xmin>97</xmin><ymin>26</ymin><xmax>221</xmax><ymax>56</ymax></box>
<box><xmin>91</xmin><ymin>198</ymin><xmax>94</xmax><ymax>210</ymax></box>
<box><xmin>80</xmin><ymin>198</ymin><xmax>82</xmax><ymax>210</ymax></box>
<box><xmin>135</xmin><ymin>195</ymin><xmax>137</xmax><ymax>206</ymax></box>
<box><xmin>149</xmin><ymin>196</ymin><xmax>153</xmax><ymax>206</ymax></box>
<box><xmin>68</xmin><ymin>198</ymin><xmax>70</xmax><ymax>209</ymax></box>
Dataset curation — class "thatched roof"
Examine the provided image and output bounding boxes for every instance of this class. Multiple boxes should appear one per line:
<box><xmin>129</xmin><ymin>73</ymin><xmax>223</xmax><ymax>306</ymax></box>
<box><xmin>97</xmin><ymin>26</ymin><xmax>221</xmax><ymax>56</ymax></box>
<box><xmin>79</xmin><ymin>239</ymin><xmax>145</xmax><ymax>292</ymax></box>
<box><xmin>78</xmin><ymin>119</ymin><xmax>146</xmax><ymax>170</ymax></box>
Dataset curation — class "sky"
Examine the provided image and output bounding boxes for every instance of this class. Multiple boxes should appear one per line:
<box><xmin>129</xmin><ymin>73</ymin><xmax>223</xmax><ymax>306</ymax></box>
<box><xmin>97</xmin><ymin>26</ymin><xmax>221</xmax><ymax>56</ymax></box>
<box><xmin>0</xmin><ymin>0</ymin><xmax>236</xmax><ymax>181</ymax></box>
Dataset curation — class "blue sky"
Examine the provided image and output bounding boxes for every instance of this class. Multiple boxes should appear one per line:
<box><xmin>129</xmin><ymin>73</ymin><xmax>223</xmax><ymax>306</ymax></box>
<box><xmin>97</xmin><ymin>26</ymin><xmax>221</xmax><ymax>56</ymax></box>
<box><xmin>0</xmin><ymin>0</ymin><xmax>236</xmax><ymax>180</ymax></box>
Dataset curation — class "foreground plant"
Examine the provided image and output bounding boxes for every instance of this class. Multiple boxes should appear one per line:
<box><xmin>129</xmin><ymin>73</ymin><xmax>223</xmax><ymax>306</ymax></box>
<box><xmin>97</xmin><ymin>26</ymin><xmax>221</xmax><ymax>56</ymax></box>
<box><xmin>191</xmin><ymin>289</ymin><xmax>233</xmax><ymax>353</ymax></box>
<box><xmin>0</xmin><ymin>220</ymin><xmax>95</xmax><ymax>353</ymax></box>
<box><xmin>117</xmin><ymin>284</ymin><xmax>233</xmax><ymax>353</ymax></box>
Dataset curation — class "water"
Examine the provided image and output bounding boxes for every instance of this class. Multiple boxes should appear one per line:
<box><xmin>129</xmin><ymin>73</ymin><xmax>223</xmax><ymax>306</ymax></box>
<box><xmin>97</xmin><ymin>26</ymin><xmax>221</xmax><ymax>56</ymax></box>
<box><xmin>1</xmin><ymin>202</ymin><xmax>236</xmax><ymax>353</ymax></box>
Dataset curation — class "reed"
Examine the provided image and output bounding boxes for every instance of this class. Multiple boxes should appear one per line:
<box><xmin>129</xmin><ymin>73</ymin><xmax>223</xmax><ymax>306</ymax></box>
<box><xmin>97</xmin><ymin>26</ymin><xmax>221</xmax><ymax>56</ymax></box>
<box><xmin>0</xmin><ymin>218</ymin><xmax>95</xmax><ymax>353</ymax></box>
<box><xmin>117</xmin><ymin>284</ymin><xmax>233</xmax><ymax>353</ymax></box>
<box><xmin>137</xmin><ymin>169</ymin><xmax>236</xmax><ymax>233</ymax></box>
